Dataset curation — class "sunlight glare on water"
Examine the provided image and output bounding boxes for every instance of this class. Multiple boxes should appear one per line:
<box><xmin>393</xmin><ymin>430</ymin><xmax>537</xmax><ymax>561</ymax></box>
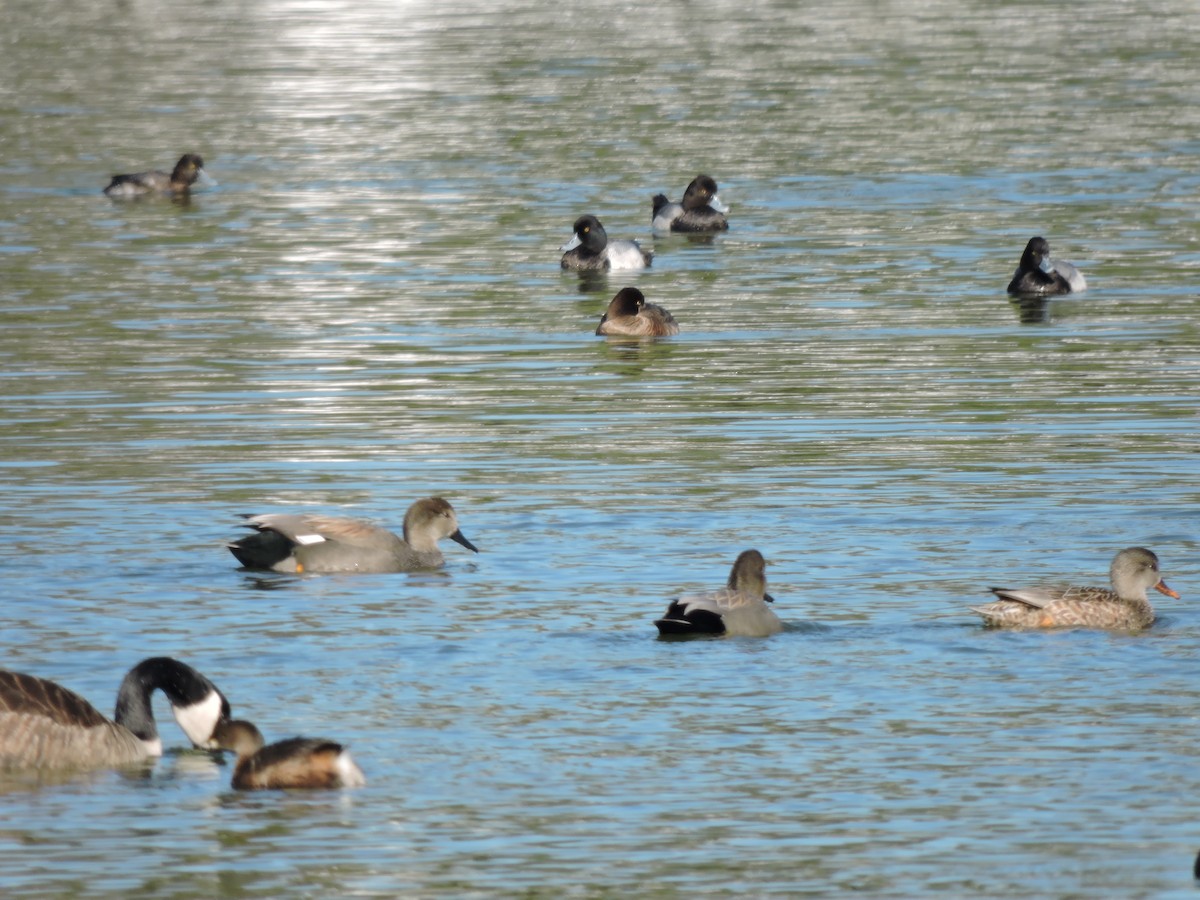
<box><xmin>1</xmin><ymin>0</ymin><xmax>1200</xmax><ymax>896</ymax></box>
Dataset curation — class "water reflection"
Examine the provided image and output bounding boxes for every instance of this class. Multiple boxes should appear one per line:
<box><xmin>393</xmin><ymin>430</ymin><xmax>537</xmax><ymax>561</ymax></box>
<box><xmin>2</xmin><ymin>0</ymin><xmax>1199</xmax><ymax>896</ymax></box>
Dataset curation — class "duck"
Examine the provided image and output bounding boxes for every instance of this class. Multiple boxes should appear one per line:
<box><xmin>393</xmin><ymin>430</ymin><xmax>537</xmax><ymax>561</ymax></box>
<box><xmin>210</xmin><ymin>719</ymin><xmax>366</xmax><ymax>790</ymax></box>
<box><xmin>595</xmin><ymin>287</ymin><xmax>679</xmax><ymax>337</ymax></box>
<box><xmin>560</xmin><ymin>215</ymin><xmax>652</xmax><ymax>271</ymax></box>
<box><xmin>103</xmin><ymin>153</ymin><xmax>210</xmax><ymax>199</ymax></box>
<box><xmin>0</xmin><ymin>657</ymin><xmax>230</xmax><ymax>770</ymax></box>
<box><xmin>227</xmin><ymin>496</ymin><xmax>478</xmax><ymax>574</ymax></box>
<box><xmin>1006</xmin><ymin>236</ymin><xmax>1087</xmax><ymax>296</ymax></box>
<box><xmin>651</xmin><ymin>174</ymin><xmax>729</xmax><ymax>233</ymax></box>
<box><xmin>970</xmin><ymin>547</ymin><xmax>1180</xmax><ymax>630</ymax></box>
<box><xmin>654</xmin><ymin>549</ymin><xmax>782</xmax><ymax>637</ymax></box>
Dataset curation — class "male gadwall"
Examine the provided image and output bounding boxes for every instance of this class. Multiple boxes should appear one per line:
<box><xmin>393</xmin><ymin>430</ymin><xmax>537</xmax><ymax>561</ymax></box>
<box><xmin>1006</xmin><ymin>236</ymin><xmax>1087</xmax><ymax>296</ymax></box>
<box><xmin>103</xmin><ymin>153</ymin><xmax>210</xmax><ymax>199</ymax></box>
<box><xmin>595</xmin><ymin>287</ymin><xmax>679</xmax><ymax>337</ymax></box>
<box><xmin>210</xmin><ymin>719</ymin><xmax>365</xmax><ymax>790</ymax></box>
<box><xmin>0</xmin><ymin>657</ymin><xmax>230</xmax><ymax>770</ymax></box>
<box><xmin>228</xmin><ymin>496</ymin><xmax>478</xmax><ymax>574</ymax></box>
<box><xmin>970</xmin><ymin>547</ymin><xmax>1179</xmax><ymax>630</ymax></box>
<box><xmin>651</xmin><ymin>174</ymin><xmax>729</xmax><ymax>233</ymax></box>
<box><xmin>560</xmin><ymin>214</ymin><xmax>652</xmax><ymax>271</ymax></box>
<box><xmin>654</xmin><ymin>549</ymin><xmax>782</xmax><ymax>637</ymax></box>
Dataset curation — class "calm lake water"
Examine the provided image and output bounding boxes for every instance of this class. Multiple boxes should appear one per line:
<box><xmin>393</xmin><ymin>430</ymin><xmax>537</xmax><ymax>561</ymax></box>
<box><xmin>2</xmin><ymin>0</ymin><xmax>1200</xmax><ymax>895</ymax></box>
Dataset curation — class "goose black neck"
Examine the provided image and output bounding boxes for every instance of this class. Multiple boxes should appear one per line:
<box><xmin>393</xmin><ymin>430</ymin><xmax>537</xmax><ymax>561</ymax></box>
<box><xmin>112</xmin><ymin>657</ymin><xmax>227</xmax><ymax>742</ymax></box>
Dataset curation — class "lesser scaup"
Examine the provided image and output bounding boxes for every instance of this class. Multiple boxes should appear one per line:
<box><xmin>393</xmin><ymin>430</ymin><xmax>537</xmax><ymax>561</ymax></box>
<box><xmin>651</xmin><ymin>174</ymin><xmax>729</xmax><ymax>233</ymax></box>
<box><xmin>595</xmin><ymin>287</ymin><xmax>679</xmax><ymax>337</ymax></box>
<box><xmin>1007</xmin><ymin>236</ymin><xmax>1087</xmax><ymax>296</ymax></box>
<box><xmin>970</xmin><ymin>547</ymin><xmax>1178</xmax><ymax>630</ymax></box>
<box><xmin>560</xmin><ymin>214</ymin><xmax>652</xmax><ymax>271</ymax></box>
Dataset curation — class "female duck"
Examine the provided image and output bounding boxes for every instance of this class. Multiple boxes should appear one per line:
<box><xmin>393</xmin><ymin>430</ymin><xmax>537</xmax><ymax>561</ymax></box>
<box><xmin>654</xmin><ymin>549</ymin><xmax>782</xmax><ymax>637</ymax></box>
<box><xmin>970</xmin><ymin>547</ymin><xmax>1179</xmax><ymax>630</ymax></box>
<box><xmin>560</xmin><ymin>215</ymin><xmax>652</xmax><ymax>271</ymax></box>
<box><xmin>210</xmin><ymin>719</ymin><xmax>365</xmax><ymax>790</ymax></box>
<box><xmin>651</xmin><ymin>174</ymin><xmax>729</xmax><ymax>233</ymax></box>
<box><xmin>595</xmin><ymin>287</ymin><xmax>679</xmax><ymax>337</ymax></box>
<box><xmin>103</xmin><ymin>153</ymin><xmax>210</xmax><ymax>199</ymax></box>
<box><xmin>1006</xmin><ymin>236</ymin><xmax>1087</xmax><ymax>296</ymax></box>
<box><xmin>228</xmin><ymin>496</ymin><xmax>478</xmax><ymax>574</ymax></box>
<box><xmin>0</xmin><ymin>657</ymin><xmax>230</xmax><ymax>770</ymax></box>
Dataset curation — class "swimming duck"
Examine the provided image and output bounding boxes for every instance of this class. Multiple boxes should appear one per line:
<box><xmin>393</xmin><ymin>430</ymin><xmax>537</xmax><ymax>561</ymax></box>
<box><xmin>0</xmin><ymin>657</ymin><xmax>230</xmax><ymax>770</ymax></box>
<box><xmin>560</xmin><ymin>215</ymin><xmax>652</xmax><ymax>271</ymax></box>
<box><xmin>103</xmin><ymin>153</ymin><xmax>210</xmax><ymax>199</ymax></box>
<box><xmin>210</xmin><ymin>719</ymin><xmax>365</xmax><ymax>790</ymax></box>
<box><xmin>227</xmin><ymin>496</ymin><xmax>478</xmax><ymax>574</ymax></box>
<box><xmin>651</xmin><ymin>175</ymin><xmax>729</xmax><ymax>233</ymax></box>
<box><xmin>1006</xmin><ymin>236</ymin><xmax>1087</xmax><ymax>296</ymax></box>
<box><xmin>595</xmin><ymin>287</ymin><xmax>679</xmax><ymax>337</ymax></box>
<box><xmin>654</xmin><ymin>549</ymin><xmax>782</xmax><ymax>637</ymax></box>
<box><xmin>970</xmin><ymin>547</ymin><xmax>1179</xmax><ymax>630</ymax></box>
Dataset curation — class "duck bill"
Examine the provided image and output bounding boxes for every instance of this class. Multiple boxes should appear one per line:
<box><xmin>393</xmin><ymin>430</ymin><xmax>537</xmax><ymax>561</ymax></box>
<box><xmin>450</xmin><ymin>530</ymin><xmax>479</xmax><ymax>553</ymax></box>
<box><xmin>196</xmin><ymin>168</ymin><xmax>218</xmax><ymax>187</ymax></box>
<box><xmin>559</xmin><ymin>233</ymin><xmax>582</xmax><ymax>252</ymax></box>
<box><xmin>709</xmin><ymin>194</ymin><xmax>729</xmax><ymax>214</ymax></box>
<box><xmin>1154</xmin><ymin>579</ymin><xmax>1180</xmax><ymax>599</ymax></box>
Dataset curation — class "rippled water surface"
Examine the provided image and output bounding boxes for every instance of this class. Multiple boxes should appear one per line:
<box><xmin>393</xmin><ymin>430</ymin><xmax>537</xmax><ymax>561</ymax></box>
<box><xmin>3</xmin><ymin>0</ymin><xmax>1200</xmax><ymax>896</ymax></box>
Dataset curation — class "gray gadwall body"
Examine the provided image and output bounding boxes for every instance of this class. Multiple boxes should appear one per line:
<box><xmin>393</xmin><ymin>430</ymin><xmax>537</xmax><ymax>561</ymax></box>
<box><xmin>654</xmin><ymin>550</ymin><xmax>782</xmax><ymax>638</ymax></box>
<box><xmin>970</xmin><ymin>547</ymin><xmax>1179</xmax><ymax>630</ymax></box>
<box><xmin>651</xmin><ymin>174</ymin><xmax>729</xmax><ymax>233</ymax></box>
<box><xmin>1006</xmin><ymin>236</ymin><xmax>1087</xmax><ymax>296</ymax></box>
<box><xmin>0</xmin><ymin>657</ymin><xmax>230</xmax><ymax>770</ymax></box>
<box><xmin>228</xmin><ymin>496</ymin><xmax>478</xmax><ymax>574</ymax></box>
<box><xmin>103</xmin><ymin>153</ymin><xmax>209</xmax><ymax>199</ymax></box>
<box><xmin>210</xmin><ymin>719</ymin><xmax>365</xmax><ymax>790</ymax></box>
<box><xmin>560</xmin><ymin>214</ymin><xmax>652</xmax><ymax>271</ymax></box>
<box><xmin>595</xmin><ymin>287</ymin><xmax>679</xmax><ymax>337</ymax></box>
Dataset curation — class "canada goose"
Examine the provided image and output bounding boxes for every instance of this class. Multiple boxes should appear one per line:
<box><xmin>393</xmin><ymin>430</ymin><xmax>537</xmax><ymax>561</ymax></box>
<box><xmin>211</xmin><ymin>719</ymin><xmax>366</xmax><ymax>790</ymax></box>
<box><xmin>654</xmin><ymin>549</ymin><xmax>783</xmax><ymax>637</ymax></box>
<box><xmin>0</xmin><ymin>657</ymin><xmax>230</xmax><ymax>770</ymax></box>
<box><xmin>971</xmin><ymin>547</ymin><xmax>1179</xmax><ymax>630</ymax></box>
<box><xmin>228</xmin><ymin>496</ymin><xmax>478</xmax><ymax>574</ymax></box>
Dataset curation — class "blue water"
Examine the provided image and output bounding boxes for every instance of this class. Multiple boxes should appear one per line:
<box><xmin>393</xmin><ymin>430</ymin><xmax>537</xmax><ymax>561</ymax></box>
<box><xmin>2</xmin><ymin>0</ymin><xmax>1200</xmax><ymax>895</ymax></box>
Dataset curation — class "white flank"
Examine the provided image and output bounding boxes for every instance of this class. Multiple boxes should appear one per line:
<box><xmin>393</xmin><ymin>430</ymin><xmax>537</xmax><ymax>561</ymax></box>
<box><xmin>336</xmin><ymin>751</ymin><xmax>367</xmax><ymax>787</ymax></box>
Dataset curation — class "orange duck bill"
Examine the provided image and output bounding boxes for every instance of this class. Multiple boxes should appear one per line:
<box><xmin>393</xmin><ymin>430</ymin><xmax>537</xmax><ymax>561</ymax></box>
<box><xmin>1154</xmin><ymin>579</ymin><xmax>1181</xmax><ymax>599</ymax></box>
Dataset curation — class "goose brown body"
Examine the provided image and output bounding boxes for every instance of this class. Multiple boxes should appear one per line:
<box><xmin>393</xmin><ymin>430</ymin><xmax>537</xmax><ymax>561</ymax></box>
<box><xmin>0</xmin><ymin>658</ymin><xmax>229</xmax><ymax>770</ymax></box>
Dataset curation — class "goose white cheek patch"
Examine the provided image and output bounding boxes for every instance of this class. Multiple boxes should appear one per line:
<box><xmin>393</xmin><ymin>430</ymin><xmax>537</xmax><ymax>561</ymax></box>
<box><xmin>295</xmin><ymin>534</ymin><xmax>326</xmax><ymax>545</ymax></box>
<box><xmin>173</xmin><ymin>690</ymin><xmax>227</xmax><ymax>747</ymax></box>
